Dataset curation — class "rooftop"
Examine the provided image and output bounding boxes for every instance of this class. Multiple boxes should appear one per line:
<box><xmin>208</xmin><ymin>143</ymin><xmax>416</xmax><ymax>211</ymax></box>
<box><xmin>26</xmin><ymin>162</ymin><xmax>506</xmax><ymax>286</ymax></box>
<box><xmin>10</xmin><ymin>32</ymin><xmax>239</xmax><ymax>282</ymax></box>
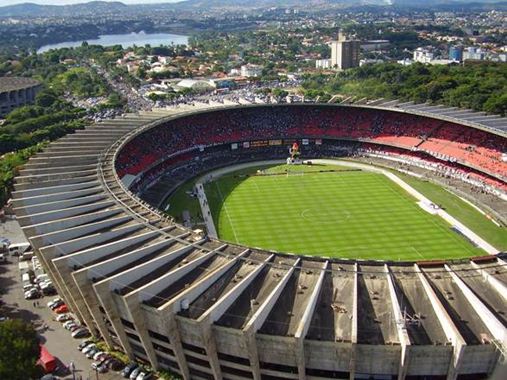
<box><xmin>0</xmin><ymin>77</ymin><xmax>40</xmax><ymax>92</ymax></box>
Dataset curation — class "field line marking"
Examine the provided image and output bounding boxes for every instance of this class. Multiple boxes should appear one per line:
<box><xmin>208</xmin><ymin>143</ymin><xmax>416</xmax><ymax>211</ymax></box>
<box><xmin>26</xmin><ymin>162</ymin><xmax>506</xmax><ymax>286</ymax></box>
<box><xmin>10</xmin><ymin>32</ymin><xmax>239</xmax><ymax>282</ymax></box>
<box><xmin>411</xmin><ymin>246</ymin><xmax>425</xmax><ymax>259</ymax></box>
<box><xmin>215</xmin><ymin>181</ymin><xmax>240</xmax><ymax>243</ymax></box>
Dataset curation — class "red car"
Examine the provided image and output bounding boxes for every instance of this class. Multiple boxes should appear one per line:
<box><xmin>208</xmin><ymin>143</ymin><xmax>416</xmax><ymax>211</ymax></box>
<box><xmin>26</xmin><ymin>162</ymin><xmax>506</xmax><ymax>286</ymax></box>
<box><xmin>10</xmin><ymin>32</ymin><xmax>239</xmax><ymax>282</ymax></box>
<box><xmin>55</xmin><ymin>304</ymin><xmax>68</xmax><ymax>314</ymax></box>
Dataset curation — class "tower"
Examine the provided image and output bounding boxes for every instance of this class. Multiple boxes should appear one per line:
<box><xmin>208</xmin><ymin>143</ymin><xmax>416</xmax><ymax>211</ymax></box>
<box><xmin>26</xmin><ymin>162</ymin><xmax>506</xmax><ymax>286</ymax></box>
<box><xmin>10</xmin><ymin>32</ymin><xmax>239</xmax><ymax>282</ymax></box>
<box><xmin>330</xmin><ymin>32</ymin><xmax>360</xmax><ymax>70</ymax></box>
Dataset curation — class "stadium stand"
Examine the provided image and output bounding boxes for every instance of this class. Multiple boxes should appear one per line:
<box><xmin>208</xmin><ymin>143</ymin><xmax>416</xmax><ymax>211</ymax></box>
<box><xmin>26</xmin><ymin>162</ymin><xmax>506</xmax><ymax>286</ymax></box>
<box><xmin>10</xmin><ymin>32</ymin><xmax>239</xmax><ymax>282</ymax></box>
<box><xmin>11</xmin><ymin>104</ymin><xmax>507</xmax><ymax>380</ymax></box>
<box><xmin>116</xmin><ymin>105</ymin><xmax>507</xmax><ymax>195</ymax></box>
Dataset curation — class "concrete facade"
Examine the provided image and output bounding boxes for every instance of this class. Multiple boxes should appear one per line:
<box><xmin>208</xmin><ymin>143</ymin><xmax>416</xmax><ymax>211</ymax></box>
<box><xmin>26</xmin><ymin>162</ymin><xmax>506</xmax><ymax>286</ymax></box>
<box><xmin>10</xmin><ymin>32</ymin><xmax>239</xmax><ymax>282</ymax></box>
<box><xmin>12</xmin><ymin>104</ymin><xmax>507</xmax><ymax>380</ymax></box>
<box><xmin>0</xmin><ymin>77</ymin><xmax>41</xmax><ymax>117</ymax></box>
<box><xmin>330</xmin><ymin>33</ymin><xmax>360</xmax><ymax>71</ymax></box>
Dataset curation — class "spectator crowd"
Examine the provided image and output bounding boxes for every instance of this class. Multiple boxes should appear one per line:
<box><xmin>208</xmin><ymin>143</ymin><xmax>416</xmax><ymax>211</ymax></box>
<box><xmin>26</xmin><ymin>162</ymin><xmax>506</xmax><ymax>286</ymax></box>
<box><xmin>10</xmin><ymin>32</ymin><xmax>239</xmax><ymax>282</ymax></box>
<box><xmin>115</xmin><ymin>105</ymin><xmax>507</xmax><ymax>195</ymax></box>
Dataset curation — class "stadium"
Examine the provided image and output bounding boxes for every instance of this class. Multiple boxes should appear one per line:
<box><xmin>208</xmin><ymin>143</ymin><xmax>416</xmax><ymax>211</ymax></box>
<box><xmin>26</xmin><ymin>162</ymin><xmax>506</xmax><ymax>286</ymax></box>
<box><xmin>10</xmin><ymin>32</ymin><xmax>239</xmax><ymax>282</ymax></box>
<box><xmin>11</xmin><ymin>102</ymin><xmax>507</xmax><ymax>380</ymax></box>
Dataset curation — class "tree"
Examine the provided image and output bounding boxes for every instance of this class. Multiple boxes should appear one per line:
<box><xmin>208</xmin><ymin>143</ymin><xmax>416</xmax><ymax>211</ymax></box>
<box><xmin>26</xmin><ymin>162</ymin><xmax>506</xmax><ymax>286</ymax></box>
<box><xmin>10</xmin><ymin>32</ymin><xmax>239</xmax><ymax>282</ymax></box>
<box><xmin>272</xmin><ymin>88</ymin><xmax>288</xmax><ymax>99</ymax></box>
<box><xmin>35</xmin><ymin>89</ymin><xmax>58</xmax><ymax>108</ymax></box>
<box><xmin>483</xmin><ymin>93</ymin><xmax>507</xmax><ymax>116</ymax></box>
<box><xmin>0</xmin><ymin>319</ymin><xmax>41</xmax><ymax>380</ymax></box>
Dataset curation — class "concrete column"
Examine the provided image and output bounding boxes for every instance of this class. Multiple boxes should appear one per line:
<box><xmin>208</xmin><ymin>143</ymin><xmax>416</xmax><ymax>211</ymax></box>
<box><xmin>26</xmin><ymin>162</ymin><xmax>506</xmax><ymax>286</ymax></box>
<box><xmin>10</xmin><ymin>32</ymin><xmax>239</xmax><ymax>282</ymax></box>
<box><xmin>416</xmin><ymin>265</ymin><xmax>465</xmax><ymax>380</ymax></box>
<box><xmin>52</xmin><ymin>257</ymin><xmax>100</xmax><ymax>338</ymax></box>
<box><xmin>385</xmin><ymin>265</ymin><xmax>411</xmax><ymax>380</ymax></box>
<box><xmin>198</xmin><ymin>254</ymin><xmax>273</xmax><ymax>324</ymax></box>
<box><xmin>242</xmin><ymin>258</ymin><xmax>301</xmax><ymax>380</ymax></box>
<box><xmin>14</xmin><ymin>194</ymin><xmax>107</xmax><ymax>216</ymax></box>
<box><xmin>349</xmin><ymin>263</ymin><xmax>358</xmax><ymax>380</ymax></box>
<box><xmin>160</xmin><ymin>311</ymin><xmax>191</xmax><ymax>380</ymax></box>
<box><xmin>27</xmin><ymin>238</ymin><xmax>86</xmax><ymax>325</ymax></box>
<box><xmin>200</xmin><ymin>317</ymin><xmax>222</xmax><ymax>380</ymax></box>
<box><xmin>72</xmin><ymin>270</ymin><xmax>115</xmax><ymax>347</ymax></box>
<box><xmin>22</xmin><ymin>208</ymin><xmax>122</xmax><ymax>237</ymax></box>
<box><xmin>12</xmin><ymin>181</ymin><xmax>100</xmax><ymax>198</ymax></box>
<box><xmin>124</xmin><ymin>295</ymin><xmax>159</xmax><ymax>369</ymax></box>
<box><xmin>11</xmin><ymin>187</ymin><xmax>103</xmax><ymax>208</ymax></box>
<box><xmin>445</xmin><ymin>265</ymin><xmax>506</xmax><ymax>346</ymax></box>
<box><xmin>294</xmin><ymin>261</ymin><xmax>328</xmax><ymax>380</ymax></box>
<box><xmin>16</xmin><ymin>200</ymin><xmax>115</xmax><ymax>227</ymax></box>
<box><xmin>470</xmin><ymin>262</ymin><xmax>507</xmax><ymax>301</ymax></box>
<box><xmin>93</xmin><ymin>280</ymin><xmax>134</xmax><ymax>358</ymax></box>
<box><xmin>30</xmin><ymin>215</ymin><xmax>131</xmax><ymax>248</ymax></box>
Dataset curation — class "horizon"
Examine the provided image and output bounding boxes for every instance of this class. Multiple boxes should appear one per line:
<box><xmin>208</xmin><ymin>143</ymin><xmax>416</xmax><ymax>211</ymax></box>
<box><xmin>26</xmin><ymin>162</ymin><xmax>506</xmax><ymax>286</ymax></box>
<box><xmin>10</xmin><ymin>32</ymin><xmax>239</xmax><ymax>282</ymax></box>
<box><xmin>0</xmin><ymin>0</ymin><xmax>181</xmax><ymax>6</ymax></box>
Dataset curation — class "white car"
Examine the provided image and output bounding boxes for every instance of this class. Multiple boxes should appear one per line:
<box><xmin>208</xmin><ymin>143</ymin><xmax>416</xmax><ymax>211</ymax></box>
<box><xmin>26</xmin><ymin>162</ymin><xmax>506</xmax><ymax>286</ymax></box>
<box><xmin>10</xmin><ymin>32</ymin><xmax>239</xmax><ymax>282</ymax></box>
<box><xmin>81</xmin><ymin>343</ymin><xmax>96</xmax><ymax>354</ymax></box>
<box><xmin>56</xmin><ymin>314</ymin><xmax>73</xmax><ymax>322</ymax></box>
<box><xmin>39</xmin><ymin>279</ymin><xmax>52</xmax><ymax>287</ymax></box>
<box><xmin>24</xmin><ymin>288</ymin><xmax>40</xmax><ymax>299</ymax></box>
<box><xmin>64</xmin><ymin>321</ymin><xmax>78</xmax><ymax>330</ymax></box>
<box><xmin>136</xmin><ymin>372</ymin><xmax>153</xmax><ymax>380</ymax></box>
<box><xmin>129</xmin><ymin>367</ymin><xmax>142</xmax><ymax>380</ymax></box>
<box><xmin>92</xmin><ymin>351</ymin><xmax>105</xmax><ymax>361</ymax></box>
<box><xmin>47</xmin><ymin>297</ymin><xmax>62</xmax><ymax>308</ymax></box>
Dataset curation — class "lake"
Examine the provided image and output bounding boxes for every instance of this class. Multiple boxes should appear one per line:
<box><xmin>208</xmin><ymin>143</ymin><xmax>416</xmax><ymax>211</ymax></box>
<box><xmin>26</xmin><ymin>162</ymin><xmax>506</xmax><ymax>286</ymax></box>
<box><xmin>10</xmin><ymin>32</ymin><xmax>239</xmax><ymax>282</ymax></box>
<box><xmin>37</xmin><ymin>32</ymin><xmax>189</xmax><ymax>53</ymax></box>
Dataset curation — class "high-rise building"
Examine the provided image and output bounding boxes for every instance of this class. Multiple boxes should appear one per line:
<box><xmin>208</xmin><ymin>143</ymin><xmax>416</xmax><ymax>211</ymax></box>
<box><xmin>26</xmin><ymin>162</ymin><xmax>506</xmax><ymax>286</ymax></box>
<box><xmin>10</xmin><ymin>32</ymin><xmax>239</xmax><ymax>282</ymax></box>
<box><xmin>330</xmin><ymin>32</ymin><xmax>360</xmax><ymax>70</ymax></box>
<box><xmin>413</xmin><ymin>47</ymin><xmax>434</xmax><ymax>63</ymax></box>
<box><xmin>449</xmin><ymin>45</ymin><xmax>463</xmax><ymax>62</ymax></box>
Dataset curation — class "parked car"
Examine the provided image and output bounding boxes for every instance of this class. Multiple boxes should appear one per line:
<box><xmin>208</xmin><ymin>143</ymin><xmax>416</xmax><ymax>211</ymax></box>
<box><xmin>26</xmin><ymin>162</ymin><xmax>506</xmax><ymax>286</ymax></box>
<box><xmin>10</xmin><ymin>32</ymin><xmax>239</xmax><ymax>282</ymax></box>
<box><xmin>56</xmin><ymin>314</ymin><xmax>73</xmax><ymax>322</ymax></box>
<box><xmin>129</xmin><ymin>367</ymin><xmax>142</xmax><ymax>380</ymax></box>
<box><xmin>92</xmin><ymin>351</ymin><xmax>106</xmax><ymax>361</ymax></box>
<box><xmin>121</xmin><ymin>363</ymin><xmax>139</xmax><ymax>378</ymax></box>
<box><xmin>69</xmin><ymin>324</ymin><xmax>81</xmax><ymax>332</ymax></box>
<box><xmin>49</xmin><ymin>300</ymin><xmax>64</xmax><ymax>310</ymax></box>
<box><xmin>72</xmin><ymin>328</ymin><xmax>90</xmax><ymax>339</ymax></box>
<box><xmin>20</xmin><ymin>251</ymin><xmax>34</xmax><ymax>261</ymax></box>
<box><xmin>8</xmin><ymin>242</ymin><xmax>30</xmax><ymax>256</ymax></box>
<box><xmin>63</xmin><ymin>320</ymin><xmax>76</xmax><ymax>329</ymax></box>
<box><xmin>34</xmin><ymin>274</ymin><xmax>49</xmax><ymax>284</ymax></box>
<box><xmin>78</xmin><ymin>340</ymin><xmax>93</xmax><ymax>350</ymax></box>
<box><xmin>136</xmin><ymin>371</ymin><xmax>152</xmax><ymax>380</ymax></box>
<box><xmin>55</xmin><ymin>304</ymin><xmax>68</xmax><ymax>314</ymax></box>
<box><xmin>86</xmin><ymin>347</ymin><xmax>99</xmax><ymax>359</ymax></box>
<box><xmin>81</xmin><ymin>343</ymin><xmax>96</xmax><ymax>354</ymax></box>
<box><xmin>47</xmin><ymin>298</ymin><xmax>62</xmax><ymax>308</ymax></box>
<box><xmin>105</xmin><ymin>358</ymin><xmax>123</xmax><ymax>371</ymax></box>
<box><xmin>96</xmin><ymin>363</ymin><xmax>108</xmax><ymax>373</ymax></box>
<box><xmin>65</xmin><ymin>322</ymin><xmax>78</xmax><ymax>331</ymax></box>
<box><xmin>41</xmin><ymin>285</ymin><xmax>56</xmax><ymax>296</ymax></box>
<box><xmin>24</xmin><ymin>288</ymin><xmax>41</xmax><ymax>300</ymax></box>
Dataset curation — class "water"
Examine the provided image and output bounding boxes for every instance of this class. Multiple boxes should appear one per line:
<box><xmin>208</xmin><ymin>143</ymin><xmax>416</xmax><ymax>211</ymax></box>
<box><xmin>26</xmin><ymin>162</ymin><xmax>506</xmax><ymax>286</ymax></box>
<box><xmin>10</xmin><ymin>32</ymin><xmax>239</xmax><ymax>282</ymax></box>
<box><xmin>37</xmin><ymin>31</ymin><xmax>189</xmax><ymax>53</ymax></box>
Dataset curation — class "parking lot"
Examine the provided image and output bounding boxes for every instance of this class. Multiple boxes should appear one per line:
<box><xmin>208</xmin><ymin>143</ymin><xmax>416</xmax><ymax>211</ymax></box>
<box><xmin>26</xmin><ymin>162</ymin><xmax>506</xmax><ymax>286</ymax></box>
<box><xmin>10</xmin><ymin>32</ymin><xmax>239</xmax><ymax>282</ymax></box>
<box><xmin>0</xmin><ymin>219</ymin><xmax>125</xmax><ymax>380</ymax></box>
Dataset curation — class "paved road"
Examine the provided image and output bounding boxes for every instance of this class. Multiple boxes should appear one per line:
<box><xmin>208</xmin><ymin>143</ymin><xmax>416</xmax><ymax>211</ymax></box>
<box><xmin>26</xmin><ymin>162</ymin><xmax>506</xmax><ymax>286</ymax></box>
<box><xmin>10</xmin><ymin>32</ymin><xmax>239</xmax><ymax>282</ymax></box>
<box><xmin>0</xmin><ymin>220</ymin><xmax>124</xmax><ymax>380</ymax></box>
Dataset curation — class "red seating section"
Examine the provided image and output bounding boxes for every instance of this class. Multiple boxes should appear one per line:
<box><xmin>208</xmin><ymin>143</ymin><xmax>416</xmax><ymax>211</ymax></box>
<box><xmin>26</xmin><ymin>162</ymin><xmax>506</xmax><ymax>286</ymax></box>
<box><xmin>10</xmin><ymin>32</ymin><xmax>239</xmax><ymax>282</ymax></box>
<box><xmin>115</xmin><ymin>106</ymin><xmax>507</xmax><ymax>188</ymax></box>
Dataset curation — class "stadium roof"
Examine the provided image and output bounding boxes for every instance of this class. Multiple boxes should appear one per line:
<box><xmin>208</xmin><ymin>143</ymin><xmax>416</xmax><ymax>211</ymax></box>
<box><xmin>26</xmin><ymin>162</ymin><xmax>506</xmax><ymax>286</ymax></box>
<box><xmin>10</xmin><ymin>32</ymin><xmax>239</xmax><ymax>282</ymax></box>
<box><xmin>365</xmin><ymin>99</ymin><xmax>507</xmax><ymax>136</ymax></box>
<box><xmin>0</xmin><ymin>77</ymin><xmax>40</xmax><ymax>93</ymax></box>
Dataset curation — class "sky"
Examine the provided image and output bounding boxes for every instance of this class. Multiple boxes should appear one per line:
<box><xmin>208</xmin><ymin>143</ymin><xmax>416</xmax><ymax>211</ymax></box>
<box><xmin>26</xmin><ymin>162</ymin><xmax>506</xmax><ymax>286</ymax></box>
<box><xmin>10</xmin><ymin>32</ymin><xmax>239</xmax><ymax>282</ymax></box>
<box><xmin>0</xmin><ymin>0</ymin><xmax>180</xmax><ymax>5</ymax></box>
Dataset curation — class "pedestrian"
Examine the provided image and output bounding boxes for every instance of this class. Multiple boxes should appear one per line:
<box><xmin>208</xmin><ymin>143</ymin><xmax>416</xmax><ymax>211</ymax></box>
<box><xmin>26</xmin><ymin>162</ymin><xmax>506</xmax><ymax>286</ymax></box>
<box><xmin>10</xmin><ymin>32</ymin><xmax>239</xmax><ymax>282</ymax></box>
<box><xmin>33</xmin><ymin>301</ymin><xmax>36</xmax><ymax>308</ymax></box>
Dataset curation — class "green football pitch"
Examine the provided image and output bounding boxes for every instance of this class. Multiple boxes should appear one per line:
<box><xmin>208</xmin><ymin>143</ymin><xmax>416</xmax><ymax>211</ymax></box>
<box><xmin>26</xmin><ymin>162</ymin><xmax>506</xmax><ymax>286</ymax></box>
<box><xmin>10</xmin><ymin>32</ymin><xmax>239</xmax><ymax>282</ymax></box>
<box><xmin>202</xmin><ymin>164</ymin><xmax>487</xmax><ymax>261</ymax></box>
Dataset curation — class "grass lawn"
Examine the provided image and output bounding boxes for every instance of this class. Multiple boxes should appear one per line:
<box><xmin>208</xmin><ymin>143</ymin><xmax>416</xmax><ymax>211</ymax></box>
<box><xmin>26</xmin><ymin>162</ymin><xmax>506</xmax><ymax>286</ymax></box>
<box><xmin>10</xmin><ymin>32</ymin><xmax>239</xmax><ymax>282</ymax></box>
<box><xmin>163</xmin><ymin>180</ymin><xmax>203</xmax><ymax>224</ymax></box>
<box><xmin>395</xmin><ymin>173</ymin><xmax>507</xmax><ymax>251</ymax></box>
<box><xmin>203</xmin><ymin>164</ymin><xmax>486</xmax><ymax>261</ymax></box>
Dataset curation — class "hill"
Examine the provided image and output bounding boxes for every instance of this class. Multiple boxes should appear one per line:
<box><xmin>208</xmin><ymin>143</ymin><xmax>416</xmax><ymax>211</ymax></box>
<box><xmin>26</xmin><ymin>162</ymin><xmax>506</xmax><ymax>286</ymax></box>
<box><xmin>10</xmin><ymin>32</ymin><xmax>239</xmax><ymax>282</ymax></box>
<box><xmin>0</xmin><ymin>1</ymin><xmax>128</xmax><ymax>17</ymax></box>
<box><xmin>1</xmin><ymin>0</ymin><xmax>506</xmax><ymax>18</ymax></box>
